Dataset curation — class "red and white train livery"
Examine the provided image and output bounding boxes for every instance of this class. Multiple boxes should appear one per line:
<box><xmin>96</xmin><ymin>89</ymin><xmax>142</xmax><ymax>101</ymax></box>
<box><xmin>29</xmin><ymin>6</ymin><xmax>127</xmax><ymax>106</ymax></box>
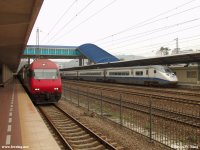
<box><xmin>18</xmin><ymin>59</ymin><xmax>62</xmax><ymax>104</ymax></box>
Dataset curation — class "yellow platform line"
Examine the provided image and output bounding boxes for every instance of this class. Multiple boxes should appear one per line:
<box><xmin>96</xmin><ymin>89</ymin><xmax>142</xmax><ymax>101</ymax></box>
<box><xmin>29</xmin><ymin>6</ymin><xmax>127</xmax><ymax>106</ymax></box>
<box><xmin>17</xmin><ymin>84</ymin><xmax>60</xmax><ymax>150</ymax></box>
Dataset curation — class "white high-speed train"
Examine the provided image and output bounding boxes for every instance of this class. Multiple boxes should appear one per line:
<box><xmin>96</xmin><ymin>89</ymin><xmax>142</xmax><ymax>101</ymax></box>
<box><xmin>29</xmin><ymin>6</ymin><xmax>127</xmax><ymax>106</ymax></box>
<box><xmin>61</xmin><ymin>65</ymin><xmax>178</xmax><ymax>86</ymax></box>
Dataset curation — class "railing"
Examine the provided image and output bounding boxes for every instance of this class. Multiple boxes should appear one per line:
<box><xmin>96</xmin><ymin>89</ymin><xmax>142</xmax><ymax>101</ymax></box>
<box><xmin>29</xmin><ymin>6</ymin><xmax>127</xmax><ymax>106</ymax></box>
<box><xmin>62</xmin><ymin>85</ymin><xmax>200</xmax><ymax>150</ymax></box>
<box><xmin>24</xmin><ymin>48</ymin><xmax>81</xmax><ymax>56</ymax></box>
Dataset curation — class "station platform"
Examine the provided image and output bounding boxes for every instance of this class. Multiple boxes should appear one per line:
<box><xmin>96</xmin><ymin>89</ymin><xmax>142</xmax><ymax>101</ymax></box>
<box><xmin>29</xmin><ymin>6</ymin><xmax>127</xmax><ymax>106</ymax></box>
<box><xmin>0</xmin><ymin>79</ymin><xmax>60</xmax><ymax>150</ymax></box>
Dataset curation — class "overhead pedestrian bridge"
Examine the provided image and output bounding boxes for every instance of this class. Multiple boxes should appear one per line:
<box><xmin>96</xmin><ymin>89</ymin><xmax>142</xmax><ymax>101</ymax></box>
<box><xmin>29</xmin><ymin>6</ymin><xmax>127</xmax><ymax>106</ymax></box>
<box><xmin>23</xmin><ymin>44</ymin><xmax>119</xmax><ymax>65</ymax></box>
<box><xmin>23</xmin><ymin>45</ymin><xmax>81</xmax><ymax>59</ymax></box>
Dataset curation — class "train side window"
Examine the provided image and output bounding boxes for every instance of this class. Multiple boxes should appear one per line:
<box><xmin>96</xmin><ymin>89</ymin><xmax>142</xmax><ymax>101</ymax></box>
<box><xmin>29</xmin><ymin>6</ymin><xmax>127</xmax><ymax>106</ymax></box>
<box><xmin>154</xmin><ymin>70</ymin><xmax>156</xmax><ymax>74</ymax></box>
<box><xmin>136</xmin><ymin>71</ymin><xmax>143</xmax><ymax>76</ymax></box>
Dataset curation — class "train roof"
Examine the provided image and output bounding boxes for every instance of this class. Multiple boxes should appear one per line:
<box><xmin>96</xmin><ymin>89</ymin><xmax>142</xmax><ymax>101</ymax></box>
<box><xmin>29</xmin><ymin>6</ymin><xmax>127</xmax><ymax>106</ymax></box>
<box><xmin>61</xmin><ymin>65</ymin><xmax>168</xmax><ymax>71</ymax></box>
<box><xmin>30</xmin><ymin>59</ymin><xmax>58</xmax><ymax>69</ymax></box>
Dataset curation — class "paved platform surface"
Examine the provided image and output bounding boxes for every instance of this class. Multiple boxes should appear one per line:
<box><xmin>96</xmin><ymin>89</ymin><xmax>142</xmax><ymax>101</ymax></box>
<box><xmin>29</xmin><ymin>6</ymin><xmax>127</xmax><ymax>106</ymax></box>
<box><xmin>0</xmin><ymin>79</ymin><xmax>60</xmax><ymax>150</ymax></box>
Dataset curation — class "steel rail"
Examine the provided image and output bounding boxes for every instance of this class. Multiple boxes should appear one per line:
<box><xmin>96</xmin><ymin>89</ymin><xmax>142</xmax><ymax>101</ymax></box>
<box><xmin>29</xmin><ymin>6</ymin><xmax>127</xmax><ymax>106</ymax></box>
<box><xmin>64</xmin><ymin>80</ymin><xmax>200</xmax><ymax>97</ymax></box>
<box><xmin>38</xmin><ymin>106</ymin><xmax>73</xmax><ymax>150</ymax></box>
<box><xmin>64</xmin><ymin>87</ymin><xmax>200</xmax><ymax>128</ymax></box>
<box><xmin>39</xmin><ymin>104</ymin><xmax>118</xmax><ymax>150</ymax></box>
<box><xmin>63</xmin><ymin>81</ymin><xmax>200</xmax><ymax>105</ymax></box>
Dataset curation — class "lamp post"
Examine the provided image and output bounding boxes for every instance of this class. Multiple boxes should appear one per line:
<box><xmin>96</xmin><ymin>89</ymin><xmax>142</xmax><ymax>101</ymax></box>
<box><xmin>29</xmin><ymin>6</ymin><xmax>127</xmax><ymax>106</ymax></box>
<box><xmin>36</xmin><ymin>28</ymin><xmax>40</xmax><ymax>58</ymax></box>
<box><xmin>174</xmin><ymin>38</ymin><xmax>179</xmax><ymax>54</ymax></box>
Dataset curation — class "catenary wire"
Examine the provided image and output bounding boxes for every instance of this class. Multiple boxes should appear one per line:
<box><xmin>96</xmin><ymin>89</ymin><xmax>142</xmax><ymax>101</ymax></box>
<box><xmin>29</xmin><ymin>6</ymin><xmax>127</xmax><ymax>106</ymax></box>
<box><xmin>51</xmin><ymin>0</ymin><xmax>117</xmax><ymax>44</ymax></box>
<box><xmin>47</xmin><ymin>0</ymin><xmax>96</xmax><ymax>44</ymax></box>
<box><xmin>41</xmin><ymin>0</ymin><xmax>78</xmax><ymax>43</ymax></box>
<box><xmin>92</xmin><ymin>0</ymin><xmax>197</xmax><ymax>43</ymax></box>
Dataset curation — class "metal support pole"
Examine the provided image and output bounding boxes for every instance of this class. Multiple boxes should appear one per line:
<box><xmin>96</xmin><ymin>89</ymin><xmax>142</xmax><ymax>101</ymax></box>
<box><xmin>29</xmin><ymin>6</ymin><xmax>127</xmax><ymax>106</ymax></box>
<box><xmin>69</xmin><ymin>86</ymin><xmax>71</xmax><ymax>101</ymax></box>
<box><xmin>63</xmin><ymin>85</ymin><xmax>65</xmax><ymax>99</ymax></box>
<box><xmin>87</xmin><ymin>89</ymin><xmax>89</xmax><ymax>111</ymax></box>
<box><xmin>149</xmin><ymin>96</ymin><xmax>152</xmax><ymax>141</ymax></box>
<box><xmin>175</xmin><ymin>37</ymin><xmax>179</xmax><ymax>54</ymax></box>
<box><xmin>120</xmin><ymin>94</ymin><xmax>122</xmax><ymax>126</ymax></box>
<box><xmin>101</xmin><ymin>91</ymin><xmax>103</xmax><ymax>116</ymax></box>
<box><xmin>198</xmin><ymin>62</ymin><xmax>200</xmax><ymax>84</ymax></box>
<box><xmin>36</xmin><ymin>28</ymin><xmax>40</xmax><ymax>58</ymax></box>
<box><xmin>78</xmin><ymin>88</ymin><xmax>80</xmax><ymax>107</ymax></box>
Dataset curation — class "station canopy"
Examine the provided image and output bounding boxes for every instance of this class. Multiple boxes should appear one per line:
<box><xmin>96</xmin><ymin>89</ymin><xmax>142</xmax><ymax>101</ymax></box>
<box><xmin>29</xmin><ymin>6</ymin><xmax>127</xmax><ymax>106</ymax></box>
<box><xmin>61</xmin><ymin>52</ymin><xmax>200</xmax><ymax>71</ymax></box>
<box><xmin>0</xmin><ymin>0</ymin><xmax>43</xmax><ymax>72</ymax></box>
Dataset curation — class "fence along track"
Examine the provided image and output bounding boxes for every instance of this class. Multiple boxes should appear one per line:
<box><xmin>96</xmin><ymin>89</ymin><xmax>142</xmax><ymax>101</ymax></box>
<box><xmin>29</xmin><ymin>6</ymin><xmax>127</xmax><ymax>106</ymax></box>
<box><xmin>62</xmin><ymin>82</ymin><xmax>200</xmax><ymax>150</ymax></box>
<box><xmin>66</xmin><ymin>80</ymin><xmax>200</xmax><ymax>97</ymax></box>
<box><xmin>63</xmin><ymin>80</ymin><xmax>200</xmax><ymax>105</ymax></box>
<box><xmin>39</xmin><ymin>104</ymin><xmax>118</xmax><ymax>150</ymax></box>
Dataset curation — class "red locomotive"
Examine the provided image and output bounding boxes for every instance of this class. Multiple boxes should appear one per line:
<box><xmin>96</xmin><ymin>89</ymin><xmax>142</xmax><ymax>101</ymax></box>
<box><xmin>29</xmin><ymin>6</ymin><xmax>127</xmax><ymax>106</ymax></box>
<box><xmin>18</xmin><ymin>59</ymin><xmax>62</xmax><ymax>104</ymax></box>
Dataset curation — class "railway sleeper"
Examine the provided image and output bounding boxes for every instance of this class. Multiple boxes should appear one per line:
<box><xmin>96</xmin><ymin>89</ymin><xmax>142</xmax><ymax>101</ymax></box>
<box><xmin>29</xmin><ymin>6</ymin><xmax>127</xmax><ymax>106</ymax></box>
<box><xmin>57</xmin><ymin>122</ymin><xmax>76</xmax><ymax>127</ymax></box>
<box><xmin>74</xmin><ymin>144</ymin><xmax>105</xmax><ymax>150</ymax></box>
<box><xmin>72</xmin><ymin>141</ymin><xmax>101</xmax><ymax>149</ymax></box>
<box><xmin>59</xmin><ymin>125</ymin><xmax>79</xmax><ymax>130</ymax></box>
<box><xmin>68</xmin><ymin>138</ymin><xmax>95</xmax><ymax>144</ymax></box>
<box><xmin>53</xmin><ymin>119</ymin><xmax>71</xmax><ymax>123</ymax></box>
<box><xmin>65</xmin><ymin>130</ymin><xmax>87</xmax><ymax>136</ymax></box>
<box><xmin>54</xmin><ymin>121</ymin><xmax>73</xmax><ymax>126</ymax></box>
<box><xmin>60</xmin><ymin>128</ymin><xmax>82</xmax><ymax>133</ymax></box>
<box><xmin>50</xmin><ymin>115</ymin><xmax>64</xmax><ymax>118</ymax></box>
<box><xmin>55</xmin><ymin>121</ymin><xmax>75</xmax><ymax>126</ymax></box>
<box><xmin>66</xmin><ymin>134</ymin><xmax>91</xmax><ymax>140</ymax></box>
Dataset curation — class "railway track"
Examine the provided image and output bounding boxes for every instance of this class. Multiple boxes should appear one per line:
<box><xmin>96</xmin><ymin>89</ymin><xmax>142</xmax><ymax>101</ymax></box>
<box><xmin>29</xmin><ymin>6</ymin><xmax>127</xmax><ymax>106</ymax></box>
<box><xmin>63</xmin><ymin>80</ymin><xmax>200</xmax><ymax>97</ymax></box>
<box><xmin>61</xmin><ymin>80</ymin><xmax>200</xmax><ymax>149</ymax></box>
<box><xmin>63</xmin><ymin>80</ymin><xmax>200</xmax><ymax>105</ymax></box>
<box><xmin>62</xmin><ymin>80</ymin><xmax>200</xmax><ymax>128</ymax></box>
<box><xmin>38</xmin><ymin>104</ymin><xmax>121</xmax><ymax>150</ymax></box>
<box><xmin>70</xmin><ymin>89</ymin><xmax>200</xmax><ymax>128</ymax></box>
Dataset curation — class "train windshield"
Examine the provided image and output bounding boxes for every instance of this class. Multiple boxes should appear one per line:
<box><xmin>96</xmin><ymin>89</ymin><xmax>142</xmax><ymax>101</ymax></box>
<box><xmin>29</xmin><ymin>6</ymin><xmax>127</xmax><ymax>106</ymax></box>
<box><xmin>164</xmin><ymin>68</ymin><xmax>173</xmax><ymax>73</ymax></box>
<box><xmin>156</xmin><ymin>66</ymin><xmax>173</xmax><ymax>73</ymax></box>
<box><xmin>33</xmin><ymin>69</ymin><xmax>59</xmax><ymax>79</ymax></box>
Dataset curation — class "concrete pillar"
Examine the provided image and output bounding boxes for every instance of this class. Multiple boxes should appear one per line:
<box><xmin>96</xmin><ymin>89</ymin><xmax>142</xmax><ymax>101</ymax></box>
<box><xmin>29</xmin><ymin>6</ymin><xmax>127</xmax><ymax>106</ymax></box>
<box><xmin>0</xmin><ymin>64</ymin><xmax>13</xmax><ymax>87</ymax></box>
<box><xmin>79</xmin><ymin>58</ymin><xmax>82</xmax><ymax>66</ymax></box>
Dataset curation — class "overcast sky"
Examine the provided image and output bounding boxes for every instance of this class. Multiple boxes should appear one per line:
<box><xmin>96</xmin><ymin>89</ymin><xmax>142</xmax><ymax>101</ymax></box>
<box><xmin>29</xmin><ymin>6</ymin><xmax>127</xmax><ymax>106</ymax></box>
<box><xmin>28</xmin><ymin>0</ymin><xmax>200</xmax><ymax>57</ymax></box>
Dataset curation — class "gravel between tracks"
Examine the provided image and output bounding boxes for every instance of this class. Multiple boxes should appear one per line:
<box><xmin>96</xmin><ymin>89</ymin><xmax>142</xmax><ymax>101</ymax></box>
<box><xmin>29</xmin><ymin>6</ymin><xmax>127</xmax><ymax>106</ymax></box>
<box><xmin>57</xmin><ymin>99</ymin><xmax>171</xmax><ymax>150</ymax></box>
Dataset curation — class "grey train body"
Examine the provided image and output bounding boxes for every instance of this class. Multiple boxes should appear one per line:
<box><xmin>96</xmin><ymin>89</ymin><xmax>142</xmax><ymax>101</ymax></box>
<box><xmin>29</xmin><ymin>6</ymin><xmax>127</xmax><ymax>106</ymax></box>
<box><xmin>61</xmin><ymin>65</ymin><xmax>178</xmax><ymax>86</ymax></box>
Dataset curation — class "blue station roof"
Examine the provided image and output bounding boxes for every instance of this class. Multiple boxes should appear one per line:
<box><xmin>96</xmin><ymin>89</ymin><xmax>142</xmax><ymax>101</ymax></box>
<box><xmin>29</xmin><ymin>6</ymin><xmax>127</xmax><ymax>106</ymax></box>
<box><xmin>78</xmin><ymin>43</ymin><xmax>119</xmax><ymax>63</ymax></box>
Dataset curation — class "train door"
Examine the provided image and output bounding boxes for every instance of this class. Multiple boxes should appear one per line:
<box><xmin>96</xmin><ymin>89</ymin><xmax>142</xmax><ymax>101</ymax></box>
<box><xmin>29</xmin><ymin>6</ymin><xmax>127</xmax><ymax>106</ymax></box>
<box><xmin>148</xmin><ymin>67</ymin><xmax>157</xmax><ymax>85</ymax></box>
<box><xmin>148</xmin><ymin>67</ymin><xmax>156</xmax><ymax>78</ymax></box>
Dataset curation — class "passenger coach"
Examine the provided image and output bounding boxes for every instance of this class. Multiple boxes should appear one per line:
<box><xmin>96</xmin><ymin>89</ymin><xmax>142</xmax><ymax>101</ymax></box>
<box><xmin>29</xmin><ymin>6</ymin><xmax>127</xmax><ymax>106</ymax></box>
<box><xmin>61</xmin><ymin>65</ymin><xmax>178</xmax><ymax>86</ymax></box>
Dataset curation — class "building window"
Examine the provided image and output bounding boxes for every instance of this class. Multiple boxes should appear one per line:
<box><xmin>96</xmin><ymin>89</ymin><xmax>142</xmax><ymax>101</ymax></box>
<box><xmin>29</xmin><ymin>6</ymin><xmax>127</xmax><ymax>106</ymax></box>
<box><xmin>187</xmin><ymin>71</ymin><xmax>197</xmax><ymax>78</ymax></box>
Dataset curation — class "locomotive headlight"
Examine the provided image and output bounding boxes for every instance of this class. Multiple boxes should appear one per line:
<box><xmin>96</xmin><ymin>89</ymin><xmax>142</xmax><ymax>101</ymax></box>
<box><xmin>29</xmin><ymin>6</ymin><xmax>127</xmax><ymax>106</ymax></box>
<box><xmin>54</xmin><ymin>88</ymin><xmax>59</xmax><ymax>91</ymax></box>
<box><xmin>35</xmin><ymin>88</ymin><xmax>40</xmax><ymax>91</ymax></box>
